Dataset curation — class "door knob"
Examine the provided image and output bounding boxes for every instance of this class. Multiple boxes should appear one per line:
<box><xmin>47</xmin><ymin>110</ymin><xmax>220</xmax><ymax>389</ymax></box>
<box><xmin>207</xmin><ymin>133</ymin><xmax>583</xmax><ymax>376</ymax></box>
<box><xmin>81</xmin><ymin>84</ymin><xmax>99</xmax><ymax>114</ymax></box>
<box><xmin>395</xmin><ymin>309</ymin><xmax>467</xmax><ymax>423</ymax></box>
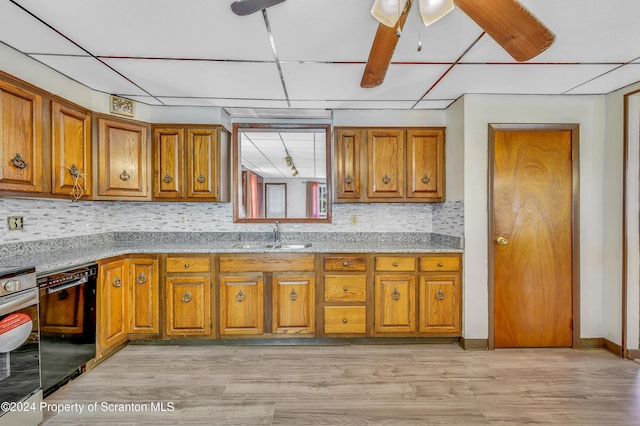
<box><xmin>496</xmin><ymin>237</ymin><xmax>508</xmax><ymax>245</ymax></box>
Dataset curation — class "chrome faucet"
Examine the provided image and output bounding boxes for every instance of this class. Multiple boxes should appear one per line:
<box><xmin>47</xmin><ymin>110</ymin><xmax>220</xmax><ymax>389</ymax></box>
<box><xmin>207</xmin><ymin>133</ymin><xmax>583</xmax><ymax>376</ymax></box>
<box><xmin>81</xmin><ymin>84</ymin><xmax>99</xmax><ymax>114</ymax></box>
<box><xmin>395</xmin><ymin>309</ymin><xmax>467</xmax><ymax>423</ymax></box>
<box><xmin>272</xmin><ymin>221</ymin><xmax>281</xmax><ymax>242</ymax></box>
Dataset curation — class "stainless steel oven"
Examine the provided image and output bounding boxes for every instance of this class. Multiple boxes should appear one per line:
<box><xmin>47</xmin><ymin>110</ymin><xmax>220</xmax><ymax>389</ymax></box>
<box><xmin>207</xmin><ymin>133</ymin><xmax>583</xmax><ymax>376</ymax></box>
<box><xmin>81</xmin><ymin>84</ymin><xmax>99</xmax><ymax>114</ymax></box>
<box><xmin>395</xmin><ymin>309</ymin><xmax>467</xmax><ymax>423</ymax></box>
<box><xmin>37</xmin><ymin>263</ymin><xmax>97</xmax><ymax>397</ymax></box>
<box><xmin>0</xmin><ymin>265</ymin><xmax>42</xmax><ymax>424</ymax></box>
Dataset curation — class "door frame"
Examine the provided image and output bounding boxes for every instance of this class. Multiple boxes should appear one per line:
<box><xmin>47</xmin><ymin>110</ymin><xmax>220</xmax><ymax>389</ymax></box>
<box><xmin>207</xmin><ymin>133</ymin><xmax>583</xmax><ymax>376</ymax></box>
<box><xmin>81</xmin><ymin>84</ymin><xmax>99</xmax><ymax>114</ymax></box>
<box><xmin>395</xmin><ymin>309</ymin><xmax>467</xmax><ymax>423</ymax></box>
<box><xmin>487</xmin><ymin>123</ymin><xmax>581</xmax><ymax>349</ymax></box>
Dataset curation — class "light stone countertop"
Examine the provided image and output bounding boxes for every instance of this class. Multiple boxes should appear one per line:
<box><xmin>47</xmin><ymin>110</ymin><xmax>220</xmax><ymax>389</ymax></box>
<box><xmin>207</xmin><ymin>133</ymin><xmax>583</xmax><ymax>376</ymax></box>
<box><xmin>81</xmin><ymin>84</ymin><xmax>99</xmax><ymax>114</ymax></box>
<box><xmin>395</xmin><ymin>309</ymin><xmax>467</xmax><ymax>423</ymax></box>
<box><xmin>0</xmin><ymin>238</ymin><xmax>462</xmax><ymax>275</ymax></box>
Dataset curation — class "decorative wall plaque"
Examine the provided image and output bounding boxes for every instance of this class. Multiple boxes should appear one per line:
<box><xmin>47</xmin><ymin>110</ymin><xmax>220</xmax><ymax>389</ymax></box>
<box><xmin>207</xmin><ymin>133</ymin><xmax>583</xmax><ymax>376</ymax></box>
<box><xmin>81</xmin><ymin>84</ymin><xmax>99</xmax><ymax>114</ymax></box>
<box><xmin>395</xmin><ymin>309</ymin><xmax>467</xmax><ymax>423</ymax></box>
<box><xmin>110</xmin><ymin>95</ymin><xmax>134</xmax><ymax>117</ymax></box>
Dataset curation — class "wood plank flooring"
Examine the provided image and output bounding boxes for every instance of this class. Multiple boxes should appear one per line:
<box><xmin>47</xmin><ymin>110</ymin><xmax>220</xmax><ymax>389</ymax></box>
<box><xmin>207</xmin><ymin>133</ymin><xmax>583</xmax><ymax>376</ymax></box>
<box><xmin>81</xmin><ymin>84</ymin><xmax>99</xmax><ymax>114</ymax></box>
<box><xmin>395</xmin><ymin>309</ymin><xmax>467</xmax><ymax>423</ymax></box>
<box><xmin>41</xmin><ymin>343</ymin><xmax>640</xmax><ymax>425</ymax></box>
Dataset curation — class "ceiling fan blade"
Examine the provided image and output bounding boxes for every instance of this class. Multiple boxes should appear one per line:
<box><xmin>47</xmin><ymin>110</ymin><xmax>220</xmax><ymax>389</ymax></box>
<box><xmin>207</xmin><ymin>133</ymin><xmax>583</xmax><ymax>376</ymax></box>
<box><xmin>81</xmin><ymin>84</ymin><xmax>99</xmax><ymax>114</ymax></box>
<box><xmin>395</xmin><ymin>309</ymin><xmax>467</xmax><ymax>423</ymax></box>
<box><xmin>231</xmin><ymin>0</ymin><xmax>286</xmax><ymax>16</ymax></box>
<box><xmin>361</xmin><ymin>0</ymin><xmax>412</xmax><ymax>88</ymax></box>
<box><xmin>454</xmin><ymin>0</ymin><xmax>554</xmax><ymax>62</ymax></box>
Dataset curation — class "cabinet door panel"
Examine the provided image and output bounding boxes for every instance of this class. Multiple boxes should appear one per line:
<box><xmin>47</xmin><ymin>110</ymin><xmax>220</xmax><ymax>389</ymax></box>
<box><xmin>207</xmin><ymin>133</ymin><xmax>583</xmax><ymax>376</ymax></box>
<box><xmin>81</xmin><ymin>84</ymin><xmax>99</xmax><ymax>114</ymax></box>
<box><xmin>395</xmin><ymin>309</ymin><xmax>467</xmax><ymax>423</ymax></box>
<box><xmin>0</xmin><ymin>80</ymin><xmax>42</xmax><ymax>192</ymax></box>
<box><xmin>407</xmin><ymin>129</ymin><xmax>444</xmax><ymax>200</ymax></box>
<box><xmin>97</xmin><ymin>118</ymin><xmax>148</xmax><ymax>197</ymax></box>
<box><xmin>374</xmin><ymin>275</ymin><xmax>415</xmax><ymax>333</ymax></box>
<box><xmin>220</xmin><ymin>275</ymin><xmax>264</xmax><ymax>335</ymax></box>
<box><xmin>51</xmin><ymin>102</ymin><xmax>91</xmax><ymax>196</ymax></box>
<box><xmin>166</xmin><ymin>276</ymin><xmax>211</xmax><ymax>336</ymax></box>
<box><xmin>273</xmin><ymin>274</ymin><xmax>314</xmax><ymax>334</ymax></box>
<box><xmin>367</xmin><ymin>129</ymin><xmax>404</xmax><ymax>198</ymax></box>
<box><xmin>153</xmin><ymin>128</ymin><xmax>183</xmax><ymax>198</ymax></box>
<box><xmin>419</xmin><ymin>275</ymin><xmax>460</xmax><ymax>334</ymax></box>
<box><xmin>187</xmin><ymin>128</ymin><xmax>218</xmax><ymax>198</ymax></box>
<box><xmin>130</xmin><ymin>258</ymin><xmax>159</xmax><ymax>334</ymax></box>
<box><xmin>97</xmin><ymin>259</ymin><xmax>128</xmax><ymax>354</ymax></box>
<box><xmin>335</xmin><ymin>129</ymin><xmax>361</xmax><ymax>199</ymax></box>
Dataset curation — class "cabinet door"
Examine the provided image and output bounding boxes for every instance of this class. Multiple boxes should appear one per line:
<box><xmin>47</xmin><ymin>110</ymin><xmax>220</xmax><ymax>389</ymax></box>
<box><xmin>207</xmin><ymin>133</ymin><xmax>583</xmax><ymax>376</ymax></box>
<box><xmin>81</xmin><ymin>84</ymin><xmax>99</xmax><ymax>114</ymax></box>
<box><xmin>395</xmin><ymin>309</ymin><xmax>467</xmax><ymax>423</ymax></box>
<box><xmin>418</xmin><ymin>274</ymin><xmax>460</xmax><ymax>334</ymax></box>
<box><xmin>129</xmin><ymin>258</ymin><xmax>159</xmax><ymax>335</ymax></box>
<box><xmin>97</xmin><ymin>117</ymin><xmax>149</xmax><ymax>197</ymax></box>
<box><xmin>407</xmin><ymin>129</ymin><xmax>444</xmax><ymax>200</ymax></box>
<box><xmin>374</xmin><ymin>274</ymin><xmax>415</xmax><ymax>333</ymax></box>
<box><xmin>219</xmin><ymin>275</ymin><xmax>264</xmax><ymax>335</ymax></box>
<box><xmin>335</xmin><ymin>129</ymin><xmax>361</xmax><ymax>199</ymax></box>
<box><xmin>186</xmin><ymin>128</ymin><xmax>218</xmax><ymax>199</ymax></box>
<box><xmin>153</xmin><ymin>128</ymin><xmax>183</xmax><ymax>198</ymax></box>
<box><xmin>0</xmin><ymin>80</ymin><xmax>42</xmax><ymax>192</ymax></box>
<box><xmin>166</xmin><ymin>276</ymin><xmax>211</xmax><ymax>336</ymax></box>
<box><xmin>40</xmin><ymin>283</ymin><xmax>85</xmax><ymax>336</ymax></box>
<box><xmin>97</xmin><ymin>259</ymin><xmax>128</xmax><ymax>354</ymax></box>
<box><xmin>367</xmin><ymin>129</ymin><xmax>404</xmax><ymax>198</ymax></box>
<box><xmin>273</xmin><ymin>274</ymin><xmax>314</xmax><ymax>334</ymax></box>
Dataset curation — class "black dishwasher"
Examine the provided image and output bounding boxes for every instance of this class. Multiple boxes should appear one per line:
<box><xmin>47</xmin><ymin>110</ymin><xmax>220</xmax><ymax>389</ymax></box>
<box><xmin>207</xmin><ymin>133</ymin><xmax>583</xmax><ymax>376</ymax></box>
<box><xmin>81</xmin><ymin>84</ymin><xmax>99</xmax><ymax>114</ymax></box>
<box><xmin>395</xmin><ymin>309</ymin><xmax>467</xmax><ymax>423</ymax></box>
<box><xmin>37</xmin><ymin>264</ymin><xmax>97</xmax><ymax>397</ymax></box>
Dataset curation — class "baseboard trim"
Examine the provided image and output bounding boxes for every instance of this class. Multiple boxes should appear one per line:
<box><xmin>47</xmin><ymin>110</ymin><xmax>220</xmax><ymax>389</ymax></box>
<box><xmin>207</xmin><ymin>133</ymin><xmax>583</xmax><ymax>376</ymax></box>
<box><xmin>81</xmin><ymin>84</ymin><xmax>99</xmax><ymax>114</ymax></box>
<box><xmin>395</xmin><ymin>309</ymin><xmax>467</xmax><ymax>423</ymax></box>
<box><xmin>459</xmin><ymin>338</ymin><xmax>488</xmax><ymax>350</ymax></box>
<box><xmin>579</xmin><ymin>337</ymin><xmax>623</xmax><ymax>356</ymax></box>
<box><xmin>626</xmin><ymin>348</ymin><xmax>640</xmax><ymax>359</ymax></box>
<box><xmin>604</xmin><ymin>338</ymin><xmax>623</xmax><ymax>356</ymax></box>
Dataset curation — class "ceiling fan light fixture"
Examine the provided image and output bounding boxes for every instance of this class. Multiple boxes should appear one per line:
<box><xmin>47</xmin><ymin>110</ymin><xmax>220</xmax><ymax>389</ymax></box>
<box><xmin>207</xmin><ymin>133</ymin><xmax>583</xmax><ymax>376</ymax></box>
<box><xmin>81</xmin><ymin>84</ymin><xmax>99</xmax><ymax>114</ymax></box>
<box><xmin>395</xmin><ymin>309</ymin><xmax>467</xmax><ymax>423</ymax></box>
<box><xmin>418</xmin><ymin>0</ymin><xmax>454</xmax><ymax>26</ymax></box>
<box><xmin>371</xmin><ymin>0</ymin><xmax>408</xmax><ymax>27</ymax></box>
<box><xmin>290</xmin><ymin>167</ymin><xmax>299</xmax><ymax>177</ymax></box>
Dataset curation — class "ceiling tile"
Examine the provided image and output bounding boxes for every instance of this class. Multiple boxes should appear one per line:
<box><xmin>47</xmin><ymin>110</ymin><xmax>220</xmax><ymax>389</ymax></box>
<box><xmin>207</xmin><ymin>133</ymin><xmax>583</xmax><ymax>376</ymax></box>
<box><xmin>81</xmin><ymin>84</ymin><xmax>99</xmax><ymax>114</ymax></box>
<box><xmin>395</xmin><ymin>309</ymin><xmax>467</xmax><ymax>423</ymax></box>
<box><xmin>566</xmin><ymin>64</ymin><xmax>640</xmax><ymax>94</ymax></box>
<box><xmin>158</xmin><ymin>97</ymin><xmax>289</xmax><ymax>108</ymax></box>
<box><xmin>29</xmin><ymin>54</ymin><xmax>148</xmax><ymax>95</ymax></box>
<box><xmin>424</xmin><ymin>64</ymin><xmax>619</xmax><ymax>99</ymax></box>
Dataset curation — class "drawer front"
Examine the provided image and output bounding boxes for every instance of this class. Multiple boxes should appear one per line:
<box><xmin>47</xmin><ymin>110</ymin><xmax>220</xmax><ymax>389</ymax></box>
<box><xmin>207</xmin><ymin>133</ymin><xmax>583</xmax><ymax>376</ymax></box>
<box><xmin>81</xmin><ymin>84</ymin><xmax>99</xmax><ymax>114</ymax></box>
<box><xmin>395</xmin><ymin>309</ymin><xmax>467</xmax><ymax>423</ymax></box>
<box><xmin>166</xmin><ymin>256</ymin><xmax>211</xmax><ymax>273</ymax></box>
<box><xmin>219</xmin><ymin>255</ymin><xmax>315</xmax><ymax>273</ymax></box>
<box><xmin>419</xmin><ymin>255</ymin><xmax>460</xmax><ymax>272</ymax></box>
<box><xmin>324</xmin><ymin>275</ymin><xmax>367</xmax><ymax>302</ymax></box>
<box><xmin>375</xmin><ymin>256</ymin><xmax>415</xmax><ymax>272</ymax></box>
<box><xmin>324</xmin><ymin>306</ymin><xmax>366</xmax><ymax>334</ymax></box>
<box><xmin>324</xmin><ymin>256</ymin><xmax>367</xmax><ymax>271</ymax></box>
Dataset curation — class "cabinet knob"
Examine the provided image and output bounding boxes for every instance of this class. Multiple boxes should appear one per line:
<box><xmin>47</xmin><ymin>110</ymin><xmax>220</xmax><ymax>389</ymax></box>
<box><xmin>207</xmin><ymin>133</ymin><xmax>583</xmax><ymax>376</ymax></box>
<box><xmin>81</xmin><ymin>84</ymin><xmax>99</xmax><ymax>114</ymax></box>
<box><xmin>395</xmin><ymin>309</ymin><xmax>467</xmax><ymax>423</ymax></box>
<box><xmin>343</xmin><ymin>287</ymin><xmax>348</xmax><ymax>292</ymax></box>
<box><xmin>112</xmin><ymin>276</ymin><xmax>122</xmax><ymax>288</ymax></box>
<box><xmin>342</xmin><ymin>261</ymin><xmax>350</xmax><ymax>267</ymax></box>
<box><xmin>236</xmin><ymin>290</ymin><xmax>246</xmax><ymax>302</ymax></box>
<box><xmin>343</xmin><ymin>318</ymin><xmax>348</xmax><ymax>324</ymax></box>
<box><xmin>344</xmin><ymin>175</ymin><xmax>353</xmax><ymax>184</ymax></box>
<box><xmin>436</xmin><ymin>289</ymin><xmax>446</xmax><ymax>301</ymax></box>
<box><xmin>184</xmin><ymin>263</ymin><xmax>190</xmax><ymax>269</ymax></box>
<box><xmin>11</xmin><ymin>153</ymin><xmax>27</xmax><ymax>169</ymax></box>
<box><xmin>438</xmin><ymin>263</ymin><xmax>444</xmax><ymax>267</ymax></box>
<box><xmin>391</xmin><ymin>288</ymin><xmax>401</xmax><ymax>301</ymax></box>
<box><xmin>137</xmin><ymin>272</ymin><xmax>147</xmax><ymax>284</ymax></box>
<box><xmin>119</xmin><ymin>170</ymin><xmax>130</xmax><ymax>181</ymax></box>
<box><xmin>393</xmin><ymin>262</ymin><xmax>399</xmax><ymax>267</ymax></box>
<box><xmin>69</xmin><ymin>164</ymin><xmax>80</xmax><ymax>177</ymax></box>
<box><xmin>197</xmin><ymin>173</ymin><xmax>206</xmax><ymax>183</ymax></box>
<box><xmin>163</xmin><ymin>173</ymin><xmax>173</xmax><ymax>184</ymax></box>
<box><xmin>182</xmin><ymin>290</ymin><xmax>192</xmax><ymax>303</ymax></box>
<box><xmin>382</xmin><ymin>174</ymin><xmax>391</xmax><ymax>184</ymax></box>
<box><xmin>421</xmin><ymin>174</ymin><xmax>431</xmax><ymax>184</ymax></box>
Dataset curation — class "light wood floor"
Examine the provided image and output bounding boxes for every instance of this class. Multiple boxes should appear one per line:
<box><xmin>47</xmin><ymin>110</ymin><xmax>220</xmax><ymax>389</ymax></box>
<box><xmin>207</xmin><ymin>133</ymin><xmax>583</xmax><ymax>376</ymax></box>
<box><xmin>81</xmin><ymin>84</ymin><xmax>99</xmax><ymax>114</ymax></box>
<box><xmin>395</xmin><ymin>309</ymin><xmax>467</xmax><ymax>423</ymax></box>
<box><xmin>41</xmin><ymin>343</ymin><xmax>640</xmax><ymax>425</ymax></box>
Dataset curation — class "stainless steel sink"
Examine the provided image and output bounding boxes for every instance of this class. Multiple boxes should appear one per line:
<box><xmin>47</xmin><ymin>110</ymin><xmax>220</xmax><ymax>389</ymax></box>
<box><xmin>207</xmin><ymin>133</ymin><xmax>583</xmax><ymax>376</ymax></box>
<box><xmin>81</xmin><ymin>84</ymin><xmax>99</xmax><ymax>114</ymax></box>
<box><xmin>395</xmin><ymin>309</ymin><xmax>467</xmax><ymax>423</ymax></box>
<box><xmin>231</xmin><ymin>242</ymin><xmax>312</xmax><ymax>250</ymax></box>
<box><xmin>271</xmin><ymin>243</ymin><xmax>312</xmax><ymax>250</ymax></box>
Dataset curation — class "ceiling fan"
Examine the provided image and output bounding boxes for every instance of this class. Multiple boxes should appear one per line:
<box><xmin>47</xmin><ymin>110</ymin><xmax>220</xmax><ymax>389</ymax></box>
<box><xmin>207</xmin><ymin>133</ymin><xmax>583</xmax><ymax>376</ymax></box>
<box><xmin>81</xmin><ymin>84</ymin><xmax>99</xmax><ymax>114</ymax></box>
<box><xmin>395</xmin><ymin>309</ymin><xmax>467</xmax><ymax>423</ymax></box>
<box><xmin>231</xmin><ymin>0</ymin><xmax>285</xmax><ymax>16</ymax></box>
<box><xmin>362</xmin><ymin>0</ymin><xmax>556</xmax><ymax>88</ymax></box>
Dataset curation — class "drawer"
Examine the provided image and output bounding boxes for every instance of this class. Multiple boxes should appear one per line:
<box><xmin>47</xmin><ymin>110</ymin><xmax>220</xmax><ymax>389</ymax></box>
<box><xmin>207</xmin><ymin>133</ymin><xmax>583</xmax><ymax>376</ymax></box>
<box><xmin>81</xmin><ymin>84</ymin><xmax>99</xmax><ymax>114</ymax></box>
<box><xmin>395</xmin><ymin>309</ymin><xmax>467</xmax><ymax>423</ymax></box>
<box><xmin>219</xmin><ymin>255</ymin><xmax>314</xmax><ymax>273</ymax></box>
<box><xmin>324</xmin><ymin>306</ymin><xmax>366</xmax><ymax>334</ymax></box>
<box><xmin>324</xmin><ymin>256</ymin><xmax>367</xmax><ymax>271</ymax></box>
<box><xmin>375</xmin><ymin>256</ymin><xmax>415</xmax><ymax>272</ymax></box>
<box><xmin>324</xmin><ymin>275</ymin><xmax>367</xmax><ymax>302</ymax></box>
<box><xmin>166</xmin><ymin>256</ymin><xmax>211</xmax><ymax>273</ymax></box>
<box><xmin>419</xmin><ymin>255</ymin><xmax>460</xmax><ymax>272</ymax></box>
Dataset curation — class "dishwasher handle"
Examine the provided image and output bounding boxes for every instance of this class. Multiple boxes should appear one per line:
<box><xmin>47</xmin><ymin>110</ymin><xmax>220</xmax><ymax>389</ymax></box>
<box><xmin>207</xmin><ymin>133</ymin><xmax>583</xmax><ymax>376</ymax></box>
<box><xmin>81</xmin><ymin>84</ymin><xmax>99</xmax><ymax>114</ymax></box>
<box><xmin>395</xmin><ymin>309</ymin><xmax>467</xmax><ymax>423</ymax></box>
<box><xmin>46</xmin><ymin>277</ymin><xmax>88</xmax><ymax>294</ymax></box>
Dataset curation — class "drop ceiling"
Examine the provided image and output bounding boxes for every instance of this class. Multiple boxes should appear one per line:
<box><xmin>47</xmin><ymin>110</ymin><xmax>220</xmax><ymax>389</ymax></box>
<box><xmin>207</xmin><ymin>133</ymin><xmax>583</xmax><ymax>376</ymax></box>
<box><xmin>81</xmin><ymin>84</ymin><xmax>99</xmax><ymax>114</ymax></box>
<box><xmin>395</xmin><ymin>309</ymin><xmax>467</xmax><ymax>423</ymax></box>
<box><xmin>0</xmin><ymin>0</ymin><xmax>639</xmax><ymax>115</ymax></box>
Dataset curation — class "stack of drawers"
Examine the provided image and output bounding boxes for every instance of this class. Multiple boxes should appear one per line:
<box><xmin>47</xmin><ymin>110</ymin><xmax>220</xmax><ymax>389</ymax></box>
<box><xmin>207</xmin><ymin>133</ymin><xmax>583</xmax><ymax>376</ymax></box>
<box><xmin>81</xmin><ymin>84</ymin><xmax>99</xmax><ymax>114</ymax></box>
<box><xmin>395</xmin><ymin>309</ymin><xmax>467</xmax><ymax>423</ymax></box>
<box><xmin>322</xmin><ymin>256</ymin><xmax>368</xmax><ymax>335</ymax></box>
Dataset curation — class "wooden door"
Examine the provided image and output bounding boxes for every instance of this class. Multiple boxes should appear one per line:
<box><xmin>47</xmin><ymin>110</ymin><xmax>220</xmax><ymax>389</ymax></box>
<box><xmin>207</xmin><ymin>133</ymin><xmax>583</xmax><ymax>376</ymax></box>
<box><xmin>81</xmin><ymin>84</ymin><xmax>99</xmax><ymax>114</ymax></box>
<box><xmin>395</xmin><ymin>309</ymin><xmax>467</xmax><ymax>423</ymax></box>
<box><xmin>51</xmin><ymin>102</ymin><xmax>91</xmax><ymax>197</ymax></box>
<box><xmin>97</xmin><ymin>117</ymin><xmax>149</xmax><ymax>197</ymax></box>
<box><xmin>374</xmin><ymin>274</ymin><xmax>415</xmax><ymax>333</ymax></box>
<box><xmin>0</xmin><ymin>80</ymin><xmax>42</xmax><ymax>192</ymax></box>
<box><xmin>367</xmin><ymin>129</ymin><xmax>404</xmax><ymax>198</ymax></box>
<box><xmin>166</xmin><ymin>276</ymin><xmax>211</xmax><ymax>336</ymax></box>
<box><xmin>273</xmin><ymin>273</ymin><xmax>314</xmax><ymax>334</ymax></box>
<box><xmin>153</xmin><ymin>127</ymin><xmax>183</xmax><ymax>198</ymax></box>
<box><xmin>97</xmin><ymin>259</ymin><xmax>128</xmax><ymax>354</ymax></box>
<box><xmin>418</xmin><ymin>274</ymin><xmax>460</xmax><ymax>333</ymax></box>
<box><xmin>406</xmin><ymin>129</ymin><xmax>444</xmax><ymax>200</ymax></box>
<box><xmin>492</xmin><ymin>128</ymin><xmax>574</xmax><ymax>347</ymax></box>
<box><xmin>219</xmin><ymin>275</ymin><xmax>264</xmax><ymax>335</ymax></box>
<box><xmin>186</xmin><ymin>128</ymin><xmax>218</xmax><ymax>199</ymax></box>
<box><xmin>335</xmin><ymin>129</ymin><xmax>361</xmax><ymax>199</ymax></box>
<box><xmin>129</xmin><ymin>258</ymin><xmax>159</xmax><ymax>335</ymax></box>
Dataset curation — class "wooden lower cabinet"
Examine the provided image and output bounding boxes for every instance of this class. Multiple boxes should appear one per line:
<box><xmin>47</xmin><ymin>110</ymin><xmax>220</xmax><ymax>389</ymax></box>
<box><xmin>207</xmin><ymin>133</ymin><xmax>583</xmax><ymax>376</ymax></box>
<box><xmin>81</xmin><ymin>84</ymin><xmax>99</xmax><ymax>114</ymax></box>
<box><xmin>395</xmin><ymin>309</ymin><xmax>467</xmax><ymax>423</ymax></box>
<box><xmin>166</xmin><ymin>276</ymin><xmax>212</xmax><ymax>336</ymax></box>
<box><xmin>129</xmin><ymin>257</ymin><xmax>159</xmax><ymax>335</ymax></box>
<box><xmin>219</xmin><ymin>275</ymin><xmax>264</xmax><ymax>335</ymax></box>
<box><xmin>324</xmin><ymin>306</ymin><xmax>366</xmax><ymax>334</ymax></box>
<box><xmin>272</xmin><ymin>273</ymin><xmax>314</xmax><ymax>334</ymax></box>
<box><xmin>374</xmin><ymin>275</ymin><xmax>416</xmax><ymax>333</ymax></box>
<box><xmin>97</xmin><ymin>258</ymin><xmax>128</xmax><ymax>356</ymax></box>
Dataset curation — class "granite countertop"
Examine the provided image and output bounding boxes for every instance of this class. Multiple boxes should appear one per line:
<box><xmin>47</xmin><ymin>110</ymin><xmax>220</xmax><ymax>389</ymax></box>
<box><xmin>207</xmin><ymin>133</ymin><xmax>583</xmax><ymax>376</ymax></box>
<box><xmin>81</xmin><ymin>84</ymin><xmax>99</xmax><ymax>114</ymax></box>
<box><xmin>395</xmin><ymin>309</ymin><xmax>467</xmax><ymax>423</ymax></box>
<box><xmin>0</xmin><ymin>232</ymin><xmax>463</xmax><ymax>275</ymax></box>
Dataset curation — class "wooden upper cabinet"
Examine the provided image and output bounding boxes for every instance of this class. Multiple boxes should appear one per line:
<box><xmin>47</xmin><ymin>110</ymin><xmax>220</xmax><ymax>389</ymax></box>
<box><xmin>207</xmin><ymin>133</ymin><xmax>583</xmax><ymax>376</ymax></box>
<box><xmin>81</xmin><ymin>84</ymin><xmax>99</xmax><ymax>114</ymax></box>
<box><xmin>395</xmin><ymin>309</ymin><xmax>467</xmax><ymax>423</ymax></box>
<box><xmin>97</xmin><ymin>117</ymin><xmax>149</xmax><ymax>198</ymax></box>
<box><xmin>51</xmin><ymin>102</ymin><xmax>91</xmax><ymax>197</ymax></box>
<box><xmin>367</xmin><ymin>129</ymin><xmax>404</xmax><ymax>199</ymax></box>
<box><xmin>335</xmin><ymin>129</ymin><xmax>361</xmax><ymax>199</ymax></box>
<box><xmin>0</xmin><ymin>79</ymin><xmax>42</xmax><ymax>192</ymax></box>
<box><xmin>407</xmin><ymin>129</ymin><xmax>444</xmax><ymax>201</ymax></box>
<box><xmin>153</xmin><ymin>128</ymin><xmax>183</xmax><ymax>198</ymax></box>
<box><xmin>186</xmin><ymin>128</ymin><xmax>218</xmax><ymax>198</ymax></box>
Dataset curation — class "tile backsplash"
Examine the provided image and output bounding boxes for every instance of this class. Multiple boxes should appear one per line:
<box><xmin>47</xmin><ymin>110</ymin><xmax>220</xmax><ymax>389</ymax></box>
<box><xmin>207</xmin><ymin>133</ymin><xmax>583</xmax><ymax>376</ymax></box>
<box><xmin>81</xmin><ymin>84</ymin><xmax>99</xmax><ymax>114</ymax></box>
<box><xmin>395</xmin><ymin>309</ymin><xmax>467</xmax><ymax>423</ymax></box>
<box><xmin>0</xmin><ymin>197</ymin><xmax>463</xmax><ymax>244</ymax></box>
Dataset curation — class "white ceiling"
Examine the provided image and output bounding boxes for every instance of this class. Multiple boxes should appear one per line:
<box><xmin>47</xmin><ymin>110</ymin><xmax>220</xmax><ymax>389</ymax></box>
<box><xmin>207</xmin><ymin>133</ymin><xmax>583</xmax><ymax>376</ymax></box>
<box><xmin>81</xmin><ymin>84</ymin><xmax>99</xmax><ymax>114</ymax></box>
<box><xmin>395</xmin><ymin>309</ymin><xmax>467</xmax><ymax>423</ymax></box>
<box><xmin>1</xmin><ymin>0</ymin><xmax>640</xmax><ymax>115</ymax></box>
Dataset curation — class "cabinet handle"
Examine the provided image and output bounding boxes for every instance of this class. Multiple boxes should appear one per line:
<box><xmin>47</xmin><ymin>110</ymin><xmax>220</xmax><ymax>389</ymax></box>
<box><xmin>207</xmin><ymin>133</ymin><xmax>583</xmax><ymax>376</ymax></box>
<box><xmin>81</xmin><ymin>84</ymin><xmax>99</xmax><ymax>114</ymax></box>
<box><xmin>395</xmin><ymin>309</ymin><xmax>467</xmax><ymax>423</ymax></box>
<box><xmin>11</xmin><ymin>153</ymin><xmax>28</xmax><ymax>169</ymax></box>
<box><xmin>289</xmin><ymin>289</ymin><xmax>298</xmax><ymax>301</ymax></box>
<box><xmin>69</xmin><ymin>164</ymin><xmax>80</xmax><ymax>177</ymax></box>
<box><xmin>344</xmin><ymin>175</ymin><xmax>353</xmax><ymax>184</ymax></box>
<box><xmin>342</xmin><ymin>261</ymin><xmax>350</xmax><ymax>267</ymax></box>
<box><xmin>112</xmin><ymin>276</ymin><xmax>122</xmax><ymax>288</ymax></box>
<box><xmin>343</xmin><ymin>287</ymin><xmax>348</xmax><ymax>292</ymax></box>
<box><xmin>184</xmin><ymin>263</ymin><xmax>190</xmax><ymax>269</ymax></box>
<box><xmin>137</xmin><ymin>272</ymin><xmax>147</xmax><ymax>284</ymax></box>
<box><xmin>163</xmin><ymin>173</ymin><xmax>173</xmax><ymax>183</ymax></box>
<box><xmin>197</xmin><ymin>173</ymin><xmax>206</xmax><ymax>183</ymax></box>
<box><xmin>119</xmin><ymin>170</ymin><xmax>130</xmax><ymax>181</ymax></box>
<box><xmin>438</xmin><ymin>263</ymin><xmax>444</xmax><ymax>267</ymax></box>
<box><xmin>382</xmin><ymin>174</ymin><xmax>391</xmax><ymax>184</ymax></box>
<box><xmin>235</xmin><ymin>290</ymin><xmax>246</xmax><ymax>302</ymax></box>
<box><xmin>422</xmin><ymin>174</ymin><xmax>431</xmax><ymax>184</ymax></box>
<box><xmin>182</xmin><ymin>290</ymin><xmax>192</xmax><ymax>303</ymax></box>
<box><xmin>391</xmin><ymin>288</ymin><xmax>401</xmax><ymax>301</ymax></box>
<box><xmin>343</xmin><ymin>318</ymin><xmax>348</xmax><ymax>324</ymax></box>
<box><xmin>393</xmin><ymin>262</ymin><xmax>399</xmax><ymax>267</ymax></box>
<box><xmin>436</xmin><ymin>289</ymin><xmax>446</xmax><ymax>301</ymax></box>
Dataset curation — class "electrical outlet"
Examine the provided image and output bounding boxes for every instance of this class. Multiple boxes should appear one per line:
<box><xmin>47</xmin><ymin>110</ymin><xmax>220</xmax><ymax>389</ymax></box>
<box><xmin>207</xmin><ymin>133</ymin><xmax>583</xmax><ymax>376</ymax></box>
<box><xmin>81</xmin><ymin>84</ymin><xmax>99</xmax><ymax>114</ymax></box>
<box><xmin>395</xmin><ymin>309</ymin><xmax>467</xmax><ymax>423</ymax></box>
<box><xmin>179</xmin><ymin>214</ymin><xmax>187</xmax><ymax>224</ymax></box>
<box><xmin>8</xmin><ymin>216</ymin><xmax>24</xmax><ymax>231</ymax></box>
<box><xmin>351</xmin><ymin>215</ymin><xmax>358</xmax><ymax>225</ymax></box>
